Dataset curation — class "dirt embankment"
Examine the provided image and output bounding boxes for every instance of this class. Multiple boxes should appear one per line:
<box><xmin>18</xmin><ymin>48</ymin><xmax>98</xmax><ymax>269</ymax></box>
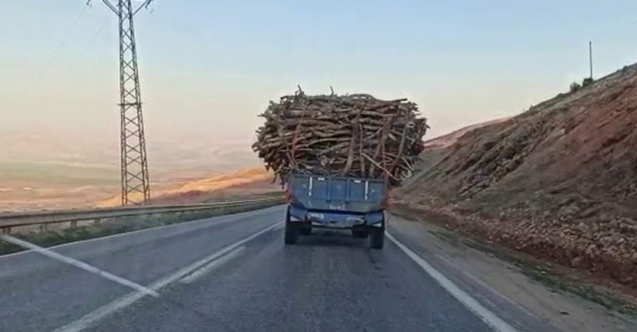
<box><xmin>395</xmin><ymin>63</ymin><xmax>637</xmax><ymax>291</ymax></box>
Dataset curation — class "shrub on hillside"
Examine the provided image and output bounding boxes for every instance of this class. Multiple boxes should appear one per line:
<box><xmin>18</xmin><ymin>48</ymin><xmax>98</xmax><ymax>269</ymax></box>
<box><xmin>570</xmin><ymin>82</ymin><xmax>582</xmax><ymax>92</ymax></box>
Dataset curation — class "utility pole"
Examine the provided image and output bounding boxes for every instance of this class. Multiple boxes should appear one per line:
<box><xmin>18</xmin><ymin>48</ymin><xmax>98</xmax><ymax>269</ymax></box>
<box><xmin>89</xmin><ymin>0</ymin><xmax>153</xmax><ymax>206</ymax></box>
<box><xmin>589</xmin><ymin>41</ymin><xmax>593</xmax><ymax>79</ymax></box>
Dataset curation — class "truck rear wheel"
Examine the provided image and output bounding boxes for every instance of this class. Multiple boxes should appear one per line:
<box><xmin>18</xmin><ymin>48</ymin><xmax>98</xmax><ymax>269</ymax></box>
<box><xmin>369</xmin><ymin>227</ymin><xmax>384</xmax><ymax>249</ymax></box>
<box><xmin>285</xmin><ymin>222</ymin><xmax>298</xmax><ymax>244</ymax></box>
<box><xmin>284</xmin><ymin>206</ymin><xmax>298</xmax><ymax>244</ymax></box>
<box><xmin>299</xmin><ymin>225</ymin><xmax>312</xmax><ymax>235</ymax></box>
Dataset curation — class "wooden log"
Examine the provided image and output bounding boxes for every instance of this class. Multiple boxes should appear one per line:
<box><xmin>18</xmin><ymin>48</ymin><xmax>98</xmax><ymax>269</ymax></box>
<box><xmin>252</xmin><ymin>88</ymin><xmax>428</xmax><ymax>186</ymax></box>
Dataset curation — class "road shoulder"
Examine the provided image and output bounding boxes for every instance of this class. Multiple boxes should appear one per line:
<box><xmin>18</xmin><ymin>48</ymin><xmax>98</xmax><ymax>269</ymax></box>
<box><xmin>388</xmin><ymin>213</ymin><xmax>637</xmax><ymax>332</ymax></box>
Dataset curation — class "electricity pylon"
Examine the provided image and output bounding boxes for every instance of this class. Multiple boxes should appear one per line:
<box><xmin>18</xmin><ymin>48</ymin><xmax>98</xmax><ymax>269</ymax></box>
<box><xmin>89</xmin><ymin>0</ymin><xmax>154</xmax><ymax>205</ymax></box>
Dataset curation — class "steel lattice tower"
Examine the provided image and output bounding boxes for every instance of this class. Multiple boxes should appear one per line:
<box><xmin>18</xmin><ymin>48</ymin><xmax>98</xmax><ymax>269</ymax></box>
<box><xmin>91</xmin><ymin>0</ymin><xmax>153</xmax><ymax>205</ymax></box>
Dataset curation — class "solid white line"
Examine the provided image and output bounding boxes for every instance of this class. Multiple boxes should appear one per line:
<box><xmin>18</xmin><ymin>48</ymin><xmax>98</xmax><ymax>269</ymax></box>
<box><xmin>0</xmin><ymin>235</ymin><xmax>159</xmax><ymax>297</ymax></box>
<box><xmin>0</xmin><ymin>205</ymin><xmax>283</xmax><ymax>261</ymax></box>
<box><xmin>179</xmin><ymin>246</ymin><xmax>245</xmax><ymax>284</ymax></box>
<box><xmin>53</xmin><ymin>221</ymin><xmax>282</xmax><ymax>332</ymax></box>
<box><xmin>386</xmin><ymin>232</ymin><xmax>518</xmax><ymax>332</ymax></box>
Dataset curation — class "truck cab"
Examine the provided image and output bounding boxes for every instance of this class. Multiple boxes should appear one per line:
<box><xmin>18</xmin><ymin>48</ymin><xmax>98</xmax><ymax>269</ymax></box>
<box><xmin>284</xmin><ymin>173</ymin><xmax>389</xmax><ymax>249</ymax></box>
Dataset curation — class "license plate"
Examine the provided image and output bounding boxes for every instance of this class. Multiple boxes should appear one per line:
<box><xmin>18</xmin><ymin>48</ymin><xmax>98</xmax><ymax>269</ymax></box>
<box><xmin>307</xmin><ymin>212</ymin><xmax>325</xmax><ymax>220</ymax></box>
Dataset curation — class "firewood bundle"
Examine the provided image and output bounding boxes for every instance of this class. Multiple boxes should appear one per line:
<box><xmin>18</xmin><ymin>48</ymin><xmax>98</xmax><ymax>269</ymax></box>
<box><xmin>252</xmin><ymin>89</ymin><xmax>429</xmax><ymax>186</ymax></box>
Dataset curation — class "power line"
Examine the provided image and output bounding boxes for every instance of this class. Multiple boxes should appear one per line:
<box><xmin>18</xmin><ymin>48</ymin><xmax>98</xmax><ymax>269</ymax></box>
<box><xmin>31</xmin><ymin>6</ymin><xmax>88</xmax><ymax>87</ymax></box>
<box><xmin>67</xmin><ymin>50</ymin><xmax>110</xmax><ymax>103</ymax></box>
<box><xmin>50</xmin><ymin>20</ymin><xmax>109</xmax><ymax>93</ymax></box>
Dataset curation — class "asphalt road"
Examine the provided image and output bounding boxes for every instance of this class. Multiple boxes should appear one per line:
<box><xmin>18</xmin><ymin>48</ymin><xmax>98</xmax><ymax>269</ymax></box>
<box><xmin>0</xmin><ymin>206</ymin><xmax>553</xmax><ymax>332</ymax></box>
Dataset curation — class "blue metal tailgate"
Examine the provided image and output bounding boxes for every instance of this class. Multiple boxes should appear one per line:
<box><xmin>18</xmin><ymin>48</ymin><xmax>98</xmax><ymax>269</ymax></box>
<box><xmin>288</xmin><ymin>174</ymin><xmax>386</xmax><ymax>213</ymax></box>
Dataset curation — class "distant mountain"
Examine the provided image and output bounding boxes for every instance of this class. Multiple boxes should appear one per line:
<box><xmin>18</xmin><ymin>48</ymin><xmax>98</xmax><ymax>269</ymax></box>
<box><xmin>0</xmin><ymin>128</ymin><xmax>118</xmax><ymax>165</ymax></box>
<box><xmin>97</xmin><ymin>167</ymin><xmax>279</xmax><ymax>207</ymax></box>
<box><xmin>0</xmin><ymin>127</ymin><xmax>265</xmax><ymax>211</ymax></box>
<box><xmin>0</xmin><ymin>127</ymin><xmax>260</xmax><ymax>180</ymax></box>
<box><xmin>421</xmin><ymin>117</ymin><xmax>510</xmax><ymax>151</ymax></box>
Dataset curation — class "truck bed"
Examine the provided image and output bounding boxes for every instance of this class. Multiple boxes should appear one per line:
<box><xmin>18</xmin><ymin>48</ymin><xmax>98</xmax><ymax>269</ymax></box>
<box><xmin>287</xmin><ymin>174</ymin><xmax>387</xmax><ymax>214</ymax></box>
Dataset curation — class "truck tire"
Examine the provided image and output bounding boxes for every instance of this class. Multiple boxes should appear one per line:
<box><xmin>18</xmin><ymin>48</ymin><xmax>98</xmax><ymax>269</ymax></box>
<box><xmin>285</xmin><ymin>222</ymin><xmax>298</xmax><ymax>244</ymax></box>
<box><xmin>299</xmin><ymin>226</ymin><xmax>312</xmax><ymax>235</ymax></box>
<box><xmin>369</xmin><ymin>227</ymin><xmax>384</xmax><ymax>249</ymax></box>
<box><xmin>352</xmin><ymin>229</ymin><xmax>368</xmax><ymax>238</ymax></box>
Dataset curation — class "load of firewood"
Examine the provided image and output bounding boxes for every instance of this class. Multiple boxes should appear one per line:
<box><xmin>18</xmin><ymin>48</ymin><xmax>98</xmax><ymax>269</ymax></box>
<box><xmin>252</xmin><ymin>88</ymin><xmax>429</xmax><ymax>186</ymax></box>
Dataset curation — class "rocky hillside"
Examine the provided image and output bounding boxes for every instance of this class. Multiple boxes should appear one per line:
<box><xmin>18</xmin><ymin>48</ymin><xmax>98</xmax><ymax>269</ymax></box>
<box><xmin>395</xmin><ymin>63</ymin><xmax>637</xmax><ymax>289</ymax></box>
<box><xmin>402</xmin><ymin>118</ymin><xmax>510</xmax><ymax>188</ymax></box>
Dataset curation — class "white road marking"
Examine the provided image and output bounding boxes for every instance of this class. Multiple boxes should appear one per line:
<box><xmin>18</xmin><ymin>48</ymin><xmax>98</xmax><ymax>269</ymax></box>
<box><xmin>0</xmin><ymin>205</ymin><xmax>283</xmax><ymax>261</ymax></box>
<box><xmin>0</xmin><ymin>234</ymin><xmax>159</xmax><ymax>297</ymax></box>
<box><xmin>179</xmin><ymin>246</ymin><xmax>244</xmax><ymax>284</ymax></box>
<box><xmin>53</xmin><ymin>221</ymin><xmax>282</xmax><ymax>332</ymax></box>
<box><xmin>272</xmin><ymin>222</ymin><xmax>285</xmax><ymax>231</ymax></box>
<box><xmin>386</xmin><ymin>232</ymin><xmax>518</xmax><ymax>332</ymax></box>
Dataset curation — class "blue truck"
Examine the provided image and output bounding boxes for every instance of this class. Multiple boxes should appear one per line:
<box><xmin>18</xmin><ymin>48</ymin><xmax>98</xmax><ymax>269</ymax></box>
<box><xmin>283</xmin><ymin>173</ymin><xmax>389</xmax><ymax>249</ymax></box>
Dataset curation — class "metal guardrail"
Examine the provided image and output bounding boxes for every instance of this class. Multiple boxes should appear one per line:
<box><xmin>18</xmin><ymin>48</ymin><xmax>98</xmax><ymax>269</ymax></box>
<box><xmin>0</xmin><ymin>197</ymin><xmax>284</xmax><ymax>234</ymax></box>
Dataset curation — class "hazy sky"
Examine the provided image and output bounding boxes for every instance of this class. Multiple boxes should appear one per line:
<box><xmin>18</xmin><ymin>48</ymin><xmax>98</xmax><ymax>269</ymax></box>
<box><xmin>2</xmin><ymin>0</ymin><xmax>637</xmax><ymax>143</ymax></box>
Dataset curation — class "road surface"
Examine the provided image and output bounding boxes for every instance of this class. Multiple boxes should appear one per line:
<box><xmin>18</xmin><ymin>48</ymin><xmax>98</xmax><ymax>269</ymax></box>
<box><xmin>0</xmin><ymin>206</ymin><xmax>626</xmax><ymax>332</ymax></box>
